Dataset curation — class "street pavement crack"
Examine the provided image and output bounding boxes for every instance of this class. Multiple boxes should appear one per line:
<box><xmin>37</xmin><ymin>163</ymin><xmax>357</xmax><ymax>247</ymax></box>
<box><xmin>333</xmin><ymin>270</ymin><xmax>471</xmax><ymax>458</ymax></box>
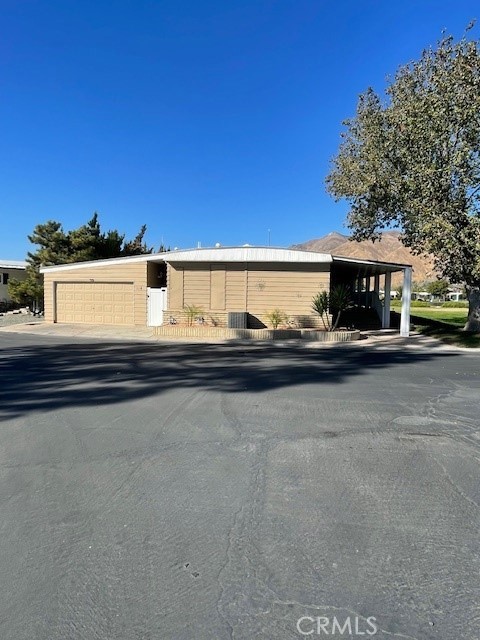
<box><xmin>430</xmin><ymin>455</ymin><xmax>480</xmax><ymax>513</ymax></box>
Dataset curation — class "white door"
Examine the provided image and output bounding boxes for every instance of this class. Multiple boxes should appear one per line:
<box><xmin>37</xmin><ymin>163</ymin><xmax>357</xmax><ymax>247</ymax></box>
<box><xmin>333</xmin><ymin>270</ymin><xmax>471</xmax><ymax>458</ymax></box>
<box><xmin>147</xmin><ymin>287</ymin><xmax>167</xmax><ymax>326</ymax></box>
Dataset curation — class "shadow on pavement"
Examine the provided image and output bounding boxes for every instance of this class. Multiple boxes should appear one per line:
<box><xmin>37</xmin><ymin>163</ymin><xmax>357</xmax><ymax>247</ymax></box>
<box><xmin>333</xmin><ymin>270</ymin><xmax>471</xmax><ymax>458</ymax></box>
<box><xmin>0</xmin><ymin>338</ymin><xmax>459</xmax><ymax>419</ymax></box>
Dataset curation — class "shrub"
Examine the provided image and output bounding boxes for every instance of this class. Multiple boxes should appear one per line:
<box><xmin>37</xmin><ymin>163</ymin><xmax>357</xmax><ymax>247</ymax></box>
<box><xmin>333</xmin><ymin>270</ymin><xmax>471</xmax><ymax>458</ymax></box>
<box><xmin>265</xmin><ymin>308</ymin><xmax>287</xmax><ymax>329</ymax></box>
<box><xmin>410</xmin><ymin>300</ymin><xmax>431</xmax><ymax>307</ymax></box>
<box><xmin>392</xmin><ymin>299</ymin><xmax>430</xmax><ymax>307</ymax></box>
<box><xmin>442</xmin><ymin>300</ymin><xmax>468</xmax><ymax>308</ymax></box>
<box><xmin>184</xmin><ymin>304</ymin><xmax>204</xmax><ymax>326</ymax></box>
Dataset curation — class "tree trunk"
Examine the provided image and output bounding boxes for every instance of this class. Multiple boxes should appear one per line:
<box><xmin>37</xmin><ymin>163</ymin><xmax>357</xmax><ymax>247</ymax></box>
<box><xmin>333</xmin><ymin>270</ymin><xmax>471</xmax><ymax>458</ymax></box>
<box><xmin>331</xmin><ymin>310</ymin><xmax>342</xmax><ymax>331</ymax></box>
<box><xmin>464</xmin><ymin>287</ymin><xmax>480</xmax><ymax>332</ymax></box>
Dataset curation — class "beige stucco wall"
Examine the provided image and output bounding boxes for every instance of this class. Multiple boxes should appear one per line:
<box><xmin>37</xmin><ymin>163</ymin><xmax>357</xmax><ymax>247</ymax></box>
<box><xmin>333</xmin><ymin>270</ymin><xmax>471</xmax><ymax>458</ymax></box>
<box><xmin>43</xmin><ymin>262</ymin><xmax>148</xmax><ymax>325</ymax></box>
<box><xmin>167</xmin><ymin>262</ymin><xmax>330</xmax><ymax>327</ymax></box>
<box><xmin>42</xmin><ymin>259</ymin><xmax>330</xmax><ymax>327</ymax></box>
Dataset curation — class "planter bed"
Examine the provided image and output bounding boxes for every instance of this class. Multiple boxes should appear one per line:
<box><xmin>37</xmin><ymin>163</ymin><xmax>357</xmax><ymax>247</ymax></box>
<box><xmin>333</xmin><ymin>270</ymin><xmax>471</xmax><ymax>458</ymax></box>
<box><xmin>300</xmin><ymin>329</ymin><xmax>361</xmax><ymax>342</ymax></box>
<box><xmin>154</xmin><ymin>325</ymin><xmax>361</xmax><ymax>342</ymax></box>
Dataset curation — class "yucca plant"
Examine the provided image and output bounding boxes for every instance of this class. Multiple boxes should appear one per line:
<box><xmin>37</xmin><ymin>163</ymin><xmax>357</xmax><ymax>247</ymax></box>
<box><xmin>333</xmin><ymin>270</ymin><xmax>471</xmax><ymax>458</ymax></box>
<box><xmin>312</xmin><ymin>285</ymin><xmax>352</xmax><ymax>331</ymax></box>
<box><xmin>311</xmin><ymin>291</ymin><xmax>331</xmax><ymax>331</ymax></box>
<box><xmin>329</xmin><ymin>285</ymin><xmax>352</xmax><ymax>330</ymax></box>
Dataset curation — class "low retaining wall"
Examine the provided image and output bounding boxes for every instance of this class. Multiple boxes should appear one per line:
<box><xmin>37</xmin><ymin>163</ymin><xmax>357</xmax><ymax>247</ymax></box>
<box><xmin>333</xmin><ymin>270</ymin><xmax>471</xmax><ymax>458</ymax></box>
<box><xmin>165</xmin><ymin>310</ymin><xmax>329</xmax><ymax>329</ymax></box>
<box><xmin>300</xmin><ymin>329</ymin><xmax>361</xmax><ymax>342</ymax></box>
<box><xmin>154</xmin><ymin>326</ymin><xmax>361</xmax><ymax>342</ymax></box>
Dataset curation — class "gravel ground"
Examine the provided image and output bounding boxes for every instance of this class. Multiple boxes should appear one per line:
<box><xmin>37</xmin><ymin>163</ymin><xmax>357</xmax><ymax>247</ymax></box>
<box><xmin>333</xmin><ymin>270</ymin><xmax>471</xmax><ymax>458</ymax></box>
<box><xmin>0</xmin><ymin>313</ymin><xmax>44</xmax><ymax>327</ymax></box>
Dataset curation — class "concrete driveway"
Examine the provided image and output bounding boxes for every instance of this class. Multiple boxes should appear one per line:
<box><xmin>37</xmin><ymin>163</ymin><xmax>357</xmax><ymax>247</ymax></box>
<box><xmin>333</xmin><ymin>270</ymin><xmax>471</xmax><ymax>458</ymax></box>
<box><xmin>0</xmin><ymin>332</ymin><xmax>478</xmax><ymax>639</ymax></box>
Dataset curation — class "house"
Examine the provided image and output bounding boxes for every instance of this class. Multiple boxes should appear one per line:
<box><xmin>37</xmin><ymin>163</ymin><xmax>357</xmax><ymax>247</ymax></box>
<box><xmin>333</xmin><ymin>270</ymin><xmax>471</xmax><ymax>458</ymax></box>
<box><xmin>40</xmin><ymin>246</ymin><xmax>413</xmax><ymax>336</ymax></box>
<box><xmin>446</xmin><ymin>290</ymin><xmax>465</xmax><ymax>302</ymax></box>
<box><xmin>411</xmin><ymin>291</ymin><xmax>430</xmax><ymax>302</ymax></box>
<box><xmin>0</xmin><ymin>260</ymin><xmax>28</xmax><ymax>307</ymax></box>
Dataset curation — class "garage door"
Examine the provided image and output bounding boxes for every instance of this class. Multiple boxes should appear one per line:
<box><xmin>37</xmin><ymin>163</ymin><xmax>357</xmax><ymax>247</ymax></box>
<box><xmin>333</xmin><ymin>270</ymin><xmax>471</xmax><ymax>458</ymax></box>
<box><xmin>55</xmin><ymin>282</ymin><xmax>135</xmax><ymax>325</ymax></box>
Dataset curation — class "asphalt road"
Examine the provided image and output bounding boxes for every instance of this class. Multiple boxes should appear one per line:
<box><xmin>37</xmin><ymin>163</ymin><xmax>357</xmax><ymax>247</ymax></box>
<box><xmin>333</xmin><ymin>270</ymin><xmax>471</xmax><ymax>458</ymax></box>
<box><xmin>0</xmin><ymin>332</ymin><xmax>479</xmax><ymax>639</ymax></box>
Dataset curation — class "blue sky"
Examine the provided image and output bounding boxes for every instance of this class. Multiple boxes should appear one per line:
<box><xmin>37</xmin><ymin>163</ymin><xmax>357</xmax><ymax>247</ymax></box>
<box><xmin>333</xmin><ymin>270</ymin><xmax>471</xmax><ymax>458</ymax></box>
<box><xmin>1</xmin><ymin>1</ymin><xmax>478</xmax><ymax>259</ymax></box>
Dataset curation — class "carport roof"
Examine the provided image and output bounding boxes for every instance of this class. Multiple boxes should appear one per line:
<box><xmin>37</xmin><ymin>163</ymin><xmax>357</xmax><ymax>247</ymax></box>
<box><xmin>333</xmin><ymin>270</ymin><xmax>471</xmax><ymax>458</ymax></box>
<box><xmin>332</xmin><ymin>255</ymin><xmax>410</xmax><ymax>274</ymax></box>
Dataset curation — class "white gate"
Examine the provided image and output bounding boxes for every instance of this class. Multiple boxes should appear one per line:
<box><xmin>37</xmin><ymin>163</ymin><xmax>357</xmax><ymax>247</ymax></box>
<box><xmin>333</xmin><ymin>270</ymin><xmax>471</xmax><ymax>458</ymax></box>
<box><xmin>147</xmin><ymin>287</ymin><xmax>167</xmax><ymax>326</ymax></box>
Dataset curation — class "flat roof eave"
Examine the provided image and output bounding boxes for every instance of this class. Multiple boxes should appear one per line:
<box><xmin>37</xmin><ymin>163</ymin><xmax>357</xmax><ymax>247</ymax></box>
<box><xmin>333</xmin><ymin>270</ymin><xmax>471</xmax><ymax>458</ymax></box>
<box><xmin>39</xmin><ymin>246</ymin><xmax>334</xmax><ymax>273</ymax></box>
<box><xmin>39</xmin><ymin>253</ymin><xmax>166</xmax><ymax>273</ymax></box>
<box><xmin>163</xmin><ymin>246</ymin><xmax>333</xmax><ymax>264</ymax></box>
<box><xmin>0</xmin><ymin>260</ymin><xmax>28</xmax><ymax>270</ymax></box>
<box><xmin>332</xmin><ymin>255</ymin><xmax>411</xmax><ymax>273</ymax></box>
<box><xmin>39</xmin><ymin>247</ymin><xmax>412</xmax><ymax>274</ymax></box>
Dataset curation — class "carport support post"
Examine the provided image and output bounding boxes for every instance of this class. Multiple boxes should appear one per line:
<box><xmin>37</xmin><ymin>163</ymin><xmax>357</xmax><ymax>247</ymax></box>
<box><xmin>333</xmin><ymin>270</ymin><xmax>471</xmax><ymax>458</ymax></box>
<box><xmin>382</xmin><ymin>272</ymin><xmax>391</xmax><ymax>329</ymax></box>
<box><xmin>373</xmin><ymin>274</ymin><xmax>380</xmax><ymax>319</ymax></box>
<box><xmin>400</xmin><ymin>267</ymin><xmax>412</xmax><ymax>337</ymax></box>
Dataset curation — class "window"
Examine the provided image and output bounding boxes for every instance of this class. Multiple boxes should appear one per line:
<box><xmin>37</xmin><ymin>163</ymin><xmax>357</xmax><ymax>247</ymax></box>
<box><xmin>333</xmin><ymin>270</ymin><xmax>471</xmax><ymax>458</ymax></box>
<box><xmin>1</xmin><ymin>273</ymin><xmax>8</xmax><ymax>285</ymax></box>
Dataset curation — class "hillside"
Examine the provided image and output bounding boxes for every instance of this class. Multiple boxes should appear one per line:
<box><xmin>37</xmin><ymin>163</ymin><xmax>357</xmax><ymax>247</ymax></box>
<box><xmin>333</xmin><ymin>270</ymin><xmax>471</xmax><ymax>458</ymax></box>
<box><xmin>292</xmin><ymin>231</ymin><xmax>437</xmax><ymax>285</ymax></box>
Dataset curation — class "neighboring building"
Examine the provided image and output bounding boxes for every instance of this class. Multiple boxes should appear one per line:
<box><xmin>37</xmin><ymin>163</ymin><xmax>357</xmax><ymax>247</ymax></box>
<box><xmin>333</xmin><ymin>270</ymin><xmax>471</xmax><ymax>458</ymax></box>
<box><xmin>40</xmin><ymin>246</ymin><xmax>413</xmax><ymax>335</ymax></box>
<box><xmin>412</xmin><ymin>291</ymin><xmax>430</xmax><ymax>302</ymax></box>
<box><xmin>0</xmin><ymin>260</ymin><xmax>28</xmax><ymax>306</ymax></box>
<box><xmin>446</xmin><ymin>290</ymin><xmax>465</xmax><ymax>302</ymax></box>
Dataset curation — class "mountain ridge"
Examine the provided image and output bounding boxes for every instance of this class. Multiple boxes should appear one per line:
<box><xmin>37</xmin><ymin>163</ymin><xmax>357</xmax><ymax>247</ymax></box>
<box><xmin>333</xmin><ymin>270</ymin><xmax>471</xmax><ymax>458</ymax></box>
<box><xmin>292</xmin><ymin>231</ymin><xmax>436</xmax><ymax>284</ymax></box>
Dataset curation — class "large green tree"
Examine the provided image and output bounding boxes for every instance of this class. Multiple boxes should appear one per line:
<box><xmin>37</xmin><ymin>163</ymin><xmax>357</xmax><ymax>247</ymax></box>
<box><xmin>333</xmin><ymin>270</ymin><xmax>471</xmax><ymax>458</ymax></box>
<box><xmin>426</xmin><ymin>279</ymin><xmax>450</xmax><ymax>298</ymax></box>
<box><xmin>27</xmin><ymin>220</ymin><xmax>71</xmax><ymax>268</ymax></box>
<box><xmin>8</xmin><ymin>214</ymin><xmax>154</xmax><ymax>309</ymax></box>
<box><xmin>68</xmin><ymin>213</ymin><xmax>102</xmax><ymax>262</ymax></box>
<box><xmin>326</xmin><ymin>27</ymin><xmax>480</xmax><ymax>331</ymax></box>
<box><xmin>7</xmin><ymin>266</ymin><xmax>44</xmax><ymax>311</ymax></box>
<box><xmin>8</xmin><ymin>220</ymin><xmax>70</xmax><ymax>309</ymax></box>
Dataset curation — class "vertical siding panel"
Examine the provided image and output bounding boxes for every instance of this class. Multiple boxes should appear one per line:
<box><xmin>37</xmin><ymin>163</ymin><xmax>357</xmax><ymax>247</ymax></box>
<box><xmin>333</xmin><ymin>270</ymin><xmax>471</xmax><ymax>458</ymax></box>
<box><xmin>246</xmin><ymin>264</ymin><xmax>330</xmax><ymax>315</ymax></box>
<box><xmin>225</xmin><ymin>264</ymin><xmax>246</xmax><ymax>310</ymax></box>
<box><xmin>44</xmin><ymin>276</ymin><xmax>54</xmax><ymax>322</ymax></box>
<box><xmin>210</xmin><ymin>264</ymin><xmax>226</xmax><ymax>310</ymax></box>
<box><xmin>167</xmin><ymin>266</ymin><xmax>184</xmax><ymax>309</ymax></box>
<box><xmin>183</xmin><ymin>266</ymin><xmax>210</xmax><ymax>308</ymax></box>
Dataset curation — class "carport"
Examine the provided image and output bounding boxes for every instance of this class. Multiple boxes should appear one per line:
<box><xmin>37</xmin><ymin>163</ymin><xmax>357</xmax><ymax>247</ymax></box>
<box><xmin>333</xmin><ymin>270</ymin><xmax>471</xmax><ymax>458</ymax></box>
<box><xmin>330</xmin><ymin>256</ymin><xmax>412</xmax><ymax>337</ymax></box>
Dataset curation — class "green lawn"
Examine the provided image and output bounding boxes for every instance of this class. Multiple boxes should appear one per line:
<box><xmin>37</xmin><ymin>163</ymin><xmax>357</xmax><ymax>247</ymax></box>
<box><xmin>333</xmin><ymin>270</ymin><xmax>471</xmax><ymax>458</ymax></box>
<box><xmin>405</xmin><ymin>306</ymin><xmax>480</xmax><ymax>348</ymax></box>
<box><xmin>409</xmin><ymin>307</ymin><xmax>467</xmax><ymax>326</ymax></box>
